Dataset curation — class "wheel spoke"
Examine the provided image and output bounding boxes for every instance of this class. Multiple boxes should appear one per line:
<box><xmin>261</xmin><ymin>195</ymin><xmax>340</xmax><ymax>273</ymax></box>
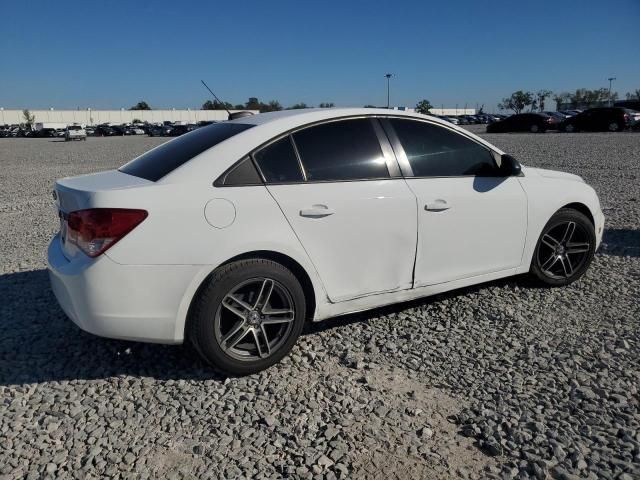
<box><xmin>541</xmin><ymin>253</ymin><xmax>560</xmax><ymax>272</ymax></box>
<box><xmin>254</xmin><ymin>279</ymin><xmax>274</xmax><ymax>310</ymax></box>
<box><xmin>222</xmin><ymin>294</ymin><xmax>252</xmax><ymax>320</ymax></box>
<box><xmin>561</xmin><ymin>221</ymin><xmax>576</xmax><ymax>243</ymax></box>
<box><xmin>566</xmin><ymin>242</ymin><xmax>590</xmax><ymax>254</ymax></box>
<box><xmin>253</xmin><ymin>327</ymin><xmax>271</xmax><ymax>358</ymax></box>
<box><xmin>541</xmin><ymin>234</ymin><xmax>560</xmax><ymax>249</ymax></box>
<box><xmin>559</xmin><ymin>255</ymin><xmax>573</xmax><ymax>277</ymax></box>
<box><xmin>222</xmin><ymin>322</ymin><xmax>250</xmax><ymax>349</ymax></box>
<box><xmin>262</xmin><ymin>308</ymin><xmax>295</xmax><ymax>325</ymax></box>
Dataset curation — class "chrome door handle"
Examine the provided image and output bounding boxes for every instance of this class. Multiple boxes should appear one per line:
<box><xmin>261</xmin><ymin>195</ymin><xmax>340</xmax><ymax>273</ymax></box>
<box><xmin>425</xmin><ymin>199</ymin><xmax>451</xmax><ymax>211</ymax></box>
<box><xmin>300</xmin><ymin>204</ymin><xmax>335</xmax><ymax>218</ymax></box>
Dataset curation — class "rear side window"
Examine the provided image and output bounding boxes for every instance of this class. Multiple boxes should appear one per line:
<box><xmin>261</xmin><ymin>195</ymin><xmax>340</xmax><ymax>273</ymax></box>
<box><xmin>293</xmin><ymin>119</ymin><xmax>389</xmax><ymax>181</ymax></box>
<box><xmin>120</xmin><ymin>123</ymin><xmax>254</xmax><ymax>181</ymax></box>
<box><xmin>253</xmin><ymin>136</ymin><xmax>304</xmax><ymax>183</ymax></box>
<box><xmin>220</xmin><ymin>157</ymin><xmax>262</xmax><ymax>185</ymax></box>
<box><xmin>389</xmin><ymin>119</ymin><xmax>499</xmax><ymax>177</ymax></box>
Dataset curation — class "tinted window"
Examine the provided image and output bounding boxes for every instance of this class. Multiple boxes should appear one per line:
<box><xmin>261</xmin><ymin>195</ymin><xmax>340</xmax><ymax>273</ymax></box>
<box><xmin>293</xmin><ymin>119</ymin><xmax>389</xmax><ymax>181</ymax></box>
<box><xmin>221</xmin><ymin>157</ymin><xmax>262</xmax><ymax>185</ymax></box>
<box><xmin>389</xmin><ymin>119</ymin><xmax>499</xmax><ymax>177</ymax></box>
<box><xmin>253</xmin><ymin>136</ymin><xmax>304</xmax><ymax>183</ymax></box>
<box><xmin>120</xmin><ymin>123</ymin><xmax>254</xmax><ymax>181</ymax></box>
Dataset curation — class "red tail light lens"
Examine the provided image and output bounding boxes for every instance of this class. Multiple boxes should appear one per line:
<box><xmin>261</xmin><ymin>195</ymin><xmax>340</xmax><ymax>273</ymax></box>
<box><xmin>66</xmin><ymin>208</ymin><xmax>148</xmax><ymax>257</ymax></box>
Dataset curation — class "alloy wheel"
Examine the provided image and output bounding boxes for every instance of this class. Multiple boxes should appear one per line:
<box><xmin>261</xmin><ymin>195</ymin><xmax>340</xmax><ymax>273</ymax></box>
<box><xmin>537</xmin><ymin>221</ymin><xmax>592</xmax><ymax>279</ymax></box>
<box><xmin>608</xmin><ymin>122</ymin><xmax>619</xmax><ymax>132</ymax></box>
<box><xmin>214</xmin><ymin>277</ymin><xmax>295</xmax><ymax>361</ymax></box>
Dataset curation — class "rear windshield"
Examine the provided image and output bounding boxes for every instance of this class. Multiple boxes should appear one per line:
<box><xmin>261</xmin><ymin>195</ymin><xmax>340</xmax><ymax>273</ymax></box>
<box><xmin>120</xmin><ymin>122</ymin><xmax>254</xmax><ymax>181</ymax></box>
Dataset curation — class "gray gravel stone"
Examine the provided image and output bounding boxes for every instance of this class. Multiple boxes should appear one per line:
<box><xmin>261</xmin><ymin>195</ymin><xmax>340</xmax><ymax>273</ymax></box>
<box><xmin>0</xmin><ymin>132</ymin><xmax>639</xmax><ymax>479</ymax></box>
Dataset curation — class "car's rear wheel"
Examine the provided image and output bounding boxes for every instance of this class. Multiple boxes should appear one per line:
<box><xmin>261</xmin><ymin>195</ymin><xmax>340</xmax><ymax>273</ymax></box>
<box><xmin>530</xmin><ymin>124</ymin><xmax>539</xmax><ymax>133</ymax></box>
<box><xmin>563</xmin><ymin>124</ymin><xmax>576</xmax><ymax>133</ymax></box>
<box><xmin>529</xmin><ymin>208</ymin><xmax>595</xmax><ymax>286</ymax></box>
<box><xmin>608</xmin><ymin>122</ymin><xmax>620</xmax><ymax>132</ymax></box>
<box><xmin>189</xmin><ymin>259</ymin><xmax>306</xmax><ymax>375</ymax></box>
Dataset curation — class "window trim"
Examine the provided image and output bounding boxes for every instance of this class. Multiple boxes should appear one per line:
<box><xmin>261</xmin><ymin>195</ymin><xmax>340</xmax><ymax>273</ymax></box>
<box><xmin>380</xmin><ymin>117</ymin><xmax>505</xmax><ymax>179</ymax></box>
<box><xmin>213</xmin><ymin>114</ymin><xmax>505</xmax><ymax>187</ymax></box>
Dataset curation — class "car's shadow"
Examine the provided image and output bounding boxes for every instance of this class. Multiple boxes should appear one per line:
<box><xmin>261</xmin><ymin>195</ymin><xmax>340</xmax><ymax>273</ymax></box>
<box><xmin>1</xmin><ymin>228</ymin><xmax>636</xmax><ymax>386</ymax></box>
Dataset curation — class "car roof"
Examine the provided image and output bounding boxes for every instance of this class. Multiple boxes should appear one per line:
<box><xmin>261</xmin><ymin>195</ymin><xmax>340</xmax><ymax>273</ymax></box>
<box><xmin>162</xmin><ymin>108</ymin><xmax>505</xmax><ymax>183</ymax></box>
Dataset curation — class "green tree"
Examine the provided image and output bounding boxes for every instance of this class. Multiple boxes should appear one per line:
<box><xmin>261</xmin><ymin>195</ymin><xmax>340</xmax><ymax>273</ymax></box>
<box><xmin>553</xmin><ymin>92</ymin><xmax>571</xmax><ymax>110</ymax></box>
<box><xmin>22</xmin><ymin>109</ymin><xmax>35</xmax><ymax>128</ymax></box>
<box><xmin>625</xmin><ymin>89</ymin><xmax>640</xmax><ymax>100</ymax></box>
<box><xmin>535</xmin><ymin>90</ymin><xmax>553</xmax><ymax>112</ymax></box>
<box><xmin>363</xmin><ymin>104</ymin><xmax>377</xmax><ymax>108</ymax></box>
<box><xmin>319</xmin><ymin>102</ymin><xmax>335</xmax><ymax>108</ymax></box>
<box><xmin>202</xmin><ymin>99</ymin><xmax>233</xmax><ymax>110</ymax></box>
<box><xmin>129</xmin><ymin>101</ymin><xmax>151</xmax><ymax>110</ymax></box>
<box><xmin>260</xmin><ymin>100</ymin><xmax>283</xmax><ymax>112</ymax></box>
<box><xmin>415</xmin><ymin>99</ymin><xmax>433</xmax><ymax>115</ymax></box>
<box><xmin>498</xmin><ymin>91</ymin><xmax>534</xmax><ymax>114</ymax></box>
<box><xmin>288</xmin><ymin>103</ymin><xmax>309</xmax><ymax>109</ymax></box>
<box><xmin>244</xmin><ymin>97</ymin><xmax>261</xmax><ymax>110</ymax></box>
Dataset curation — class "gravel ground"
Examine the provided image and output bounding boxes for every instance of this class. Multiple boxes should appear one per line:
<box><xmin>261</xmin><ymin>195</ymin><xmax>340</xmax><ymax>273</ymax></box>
<box><xmin>0</xmin><ymin>132</ymin><xmax>638</xmax><ymax>479</ymax></box>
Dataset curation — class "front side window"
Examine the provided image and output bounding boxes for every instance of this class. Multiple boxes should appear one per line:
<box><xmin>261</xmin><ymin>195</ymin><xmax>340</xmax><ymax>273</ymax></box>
<box><xmin>293</xmin><ymin>119</ymin><xmax>389</xmax><ymax>181</ymax></box>
<box><xmin>253</xmin><ymin>136</ymin><xmax>304</xmax><ymax>183</ymax></box>
<box><xmin>120</xmin><ymin>122</ymin><xmax>254</xmax><ymax>181</ymax></box>
<box><xmin>389</xmin><ymin>119</ymin><xmax>499</xmax><ymax>177</ymax></box>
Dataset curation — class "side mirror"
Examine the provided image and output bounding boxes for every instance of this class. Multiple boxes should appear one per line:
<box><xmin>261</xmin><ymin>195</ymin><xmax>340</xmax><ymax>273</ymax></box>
<box><xmin>500</xmin><ymin>154</ymin><xmax>522</xmax><ymax>176</ymax></box>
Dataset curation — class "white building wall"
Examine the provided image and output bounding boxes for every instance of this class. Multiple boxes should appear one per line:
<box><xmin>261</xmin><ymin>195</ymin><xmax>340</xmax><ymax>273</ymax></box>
<box><xmin>0</xmin><ymin>109</ymin><xmax>258</xmax><ymax>126</ymax></box>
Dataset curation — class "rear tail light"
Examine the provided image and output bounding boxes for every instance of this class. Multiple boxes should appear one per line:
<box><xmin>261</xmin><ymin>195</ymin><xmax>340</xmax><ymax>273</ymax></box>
<box><xmin>624</xmin><ymin>113</ymin><xmax>630</xmax><ymax>122</ymax></box>
<box><xmin>66</xmin><ymin>208</ymin><xmax>148</xmax><ymax>257</ymax></box>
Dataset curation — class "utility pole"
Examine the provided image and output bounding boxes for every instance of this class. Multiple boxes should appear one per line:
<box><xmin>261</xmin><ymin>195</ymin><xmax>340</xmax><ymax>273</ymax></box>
<box><xmin>385</xmin><ymin>73</ymin><xmax>393</xmax><ymax>109</ymax></box>
<box><xmin>608</xmin><ymin>77</ymin><xmax>616</xmax><ymax>106</ymax></box>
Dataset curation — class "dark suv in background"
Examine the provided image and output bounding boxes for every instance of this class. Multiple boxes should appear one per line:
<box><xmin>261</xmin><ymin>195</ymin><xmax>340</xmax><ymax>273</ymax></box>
<box><xmin>560</xmin><ymin>107</ymin><xmax>639</xmax><ymax>132</ymax></box>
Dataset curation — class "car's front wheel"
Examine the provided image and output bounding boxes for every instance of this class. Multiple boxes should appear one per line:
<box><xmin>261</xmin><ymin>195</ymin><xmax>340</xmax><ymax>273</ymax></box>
<box><xmin>529</xmin><ymin>208</ymin><xmax>596</xmax><ymax>286</ymax></box>
<box><xmin>189</xmin><ymin>259</ymin><xmax>306</xmax><ymax>375</ymax></box>
<box><xmin>608</xmin><ymin>121</ymin><xmax>621</xmax><ymax>132</ymax></box>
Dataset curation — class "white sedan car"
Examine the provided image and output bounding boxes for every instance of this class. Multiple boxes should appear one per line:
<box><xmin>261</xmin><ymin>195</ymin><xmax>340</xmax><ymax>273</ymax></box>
<box><xmin>48</xmin><ymin>108</ymin><xmax>604</xmax><ymax>374</ymax></box>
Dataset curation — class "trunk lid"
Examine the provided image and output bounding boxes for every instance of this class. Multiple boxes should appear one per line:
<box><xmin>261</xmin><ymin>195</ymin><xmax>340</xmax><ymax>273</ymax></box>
<box><xmin>54</xmin><ymin>170</ymin><xmax>153</xmax><ymax>260</ymax></box>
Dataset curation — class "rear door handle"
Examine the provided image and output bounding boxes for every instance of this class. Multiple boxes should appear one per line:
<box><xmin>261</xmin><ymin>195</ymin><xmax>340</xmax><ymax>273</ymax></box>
<box><xmin>300</xmin><ymin>204</ymin><xmax>335</xmax><ymax>218</ymax></box>
<box><xmin>425</xmin><ymin>199</ymin><xmax>451</xmax><ymax>211</ymax></box>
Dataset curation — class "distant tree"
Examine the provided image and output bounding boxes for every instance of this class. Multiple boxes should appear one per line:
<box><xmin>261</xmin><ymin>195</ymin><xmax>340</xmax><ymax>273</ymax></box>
<box><xmin>288</xmin><ymin>103</ymin><xmax>309</xmax><ymax>109</ymax></box>
<box><xmin>478</xmin><ymin>104</ymin><xmax>484</xmax><ymax>114</ymax></box>
<box><xmin>22</xmin><ymin>109</ymin><xmax>35</xmax><ymax>128</ymax></box>
<box><xmin>625</xmin><ymin>89</ymin><xmax>640</xmax><ymax>100</ymax></box>
<box><xmin>363</xmin><ymin>104</ymin><xmax>377</xmax><ymax>108</ymax></box>
<box><xmin>534</xmin><ymin>90</ymin><xmax>553</xmax><ymax>112</ymax></box>
<box><xmin>202</xmin><ymin>99</ymin><xmax>233</xmax><ymax>110</ymax></box>
<box><xmin>415</xmin><ymin>99</ymin><xmax>434</xmax><ymax>115</ymax></box>
<box><xmin>553</xmin><ymin>92</ymin><xmax>571</xmax><ymax>110</ymax></box>
<box><xmin>260</xmin><ymin>100</ymin><xmax>283</xmax><ymax>112</ymax></box>
<box><xmin>233</xmin><ymin>104</ymin><xmax>244</xmax><ymax>110</ymax></box>
<box><xmin>132</xmin><ymin>118</ymin><xmax>142</xmax><ymax>123</ymax></box>
<box><xmin>129</xmin><ymin>101</ymin><xmax>151</xmax><ymax>110</ymax></box>
<box><xmin>244</xmin><ymin>97</ymin><xmax>261</xmax><ymax>110</ymax></box>
<box><xmin>498</xmin><ymin>91</ymin><xmax>534</xmax><ymax>114</ymax></box>
<box><xmin>319</xmin><ymin>102</ymin><xmax>335</xmax><ymax>108</ymax></box>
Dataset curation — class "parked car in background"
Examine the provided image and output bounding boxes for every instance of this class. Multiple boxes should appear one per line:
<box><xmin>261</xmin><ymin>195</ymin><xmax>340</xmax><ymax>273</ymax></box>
<box><xmin>167</xmin><ymin>124</ymin><xmax>198</xmax><ymax>136</ymax></box>
<box><xmin>47</xmin><ymin>108</ymin><xmax>603</xmax><ymax>375</ymax></box>
<box><xmin>94</xmin><ymin>126</ymin><xmax>118</xmax><ymax>136</ymax></box>
<box><xmin>36</xmin><ymin>128</ymin><xmax>59</xmax><ymax>138</ymax></box>
<box><xmin>614</xmin><ymin>100</ymin><xmax>640</xmax><ymax>111</ymax></box>
<box><xmin>65</xmin><ymin>125</ymin><xmax>87</xmax><ymax>141</ymax></box>
<box><xmin>559</xmin><ymin>107</ymin><xmax>638</xmax><ymax>132</ymax></box>
<box><xmin>487</xmin><ymin>113</ymin><xmax>556</xmax><ymax>133</ymax></box>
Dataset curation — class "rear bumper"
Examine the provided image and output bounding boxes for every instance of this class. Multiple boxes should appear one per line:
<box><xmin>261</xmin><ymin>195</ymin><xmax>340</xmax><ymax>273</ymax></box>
<box><xmin>47</xmin><ymin>235</ymin><xmax>201</xmax><ymax>344</ymax></box>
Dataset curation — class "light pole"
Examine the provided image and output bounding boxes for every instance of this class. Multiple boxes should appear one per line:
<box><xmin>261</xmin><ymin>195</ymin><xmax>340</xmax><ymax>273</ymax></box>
<box><xmin>608</xmin><ymin>77</ymin><xmax>616</xmax><ymax>106</ymax></box>
<box><xmin>384</xmin><ymin>73</ymin><xmax>393</xmax><ymax>109</ymax></box>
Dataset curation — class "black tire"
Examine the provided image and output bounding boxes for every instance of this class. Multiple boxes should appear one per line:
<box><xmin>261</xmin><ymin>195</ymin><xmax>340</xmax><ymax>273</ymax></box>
<box><xmin>529</xmin><ymin>208</ymin><xmax>596</xmax><ymax>287</ymax></box>
<box><xmin>562</xmin><ymin>123</ymin><xmax>577</xmax><ymax>133</ymax></box>
<box><xmin>188</xmin><ymin>259</ymin><xmax>306</xmax><ymax>375</ymax></box>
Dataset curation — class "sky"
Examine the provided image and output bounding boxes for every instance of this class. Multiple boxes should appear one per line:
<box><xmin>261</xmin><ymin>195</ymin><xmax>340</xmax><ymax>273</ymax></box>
<box><xmin>1</xmin><ymin>0</ymin><xmax>639</xmax><ymax>112</ymax></box>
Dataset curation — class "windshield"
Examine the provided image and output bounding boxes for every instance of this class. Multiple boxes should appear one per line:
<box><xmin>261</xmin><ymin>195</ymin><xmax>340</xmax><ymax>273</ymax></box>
<box><xmin>119</xmin><ymin>122</ymin><xmax>254</xmax><ymax>181</ymax></box>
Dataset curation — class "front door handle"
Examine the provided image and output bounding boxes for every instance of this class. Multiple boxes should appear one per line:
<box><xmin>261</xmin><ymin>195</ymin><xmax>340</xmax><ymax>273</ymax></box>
<box><xmin>425</xmin><ymin>199</ymin><xmax>451</xmax><ymax>211</ymax></box>
<box><xmin>300</xmin><ymin>204</ymin><xmax>335</xmax><ymax>218</ymax></box>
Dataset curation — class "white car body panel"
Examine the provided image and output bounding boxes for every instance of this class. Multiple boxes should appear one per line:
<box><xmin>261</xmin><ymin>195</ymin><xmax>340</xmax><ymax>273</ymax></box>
<box><xmin>407</xmin><ymin>176</ymin><xmax>528</xmax><ymax>286</ymax></box>
<box><xmin>47</xmin><ymin>108</ymin><xmax>604</xmax><ymax>344</ymax></box>
<box><xmin>267</xmin><ymin>180</ymin><xmax>417</xmax><ymax>302</ymax></box>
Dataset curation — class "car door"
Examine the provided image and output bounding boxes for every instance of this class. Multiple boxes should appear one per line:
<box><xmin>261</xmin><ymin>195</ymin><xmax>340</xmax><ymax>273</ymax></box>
<box><xmin>382</xmin><ymin>118</ymin><xmax>527</xmax><ymax>287</ymax></box>
<box><xmin>254</xmin><ymin>118</ymin><xmax>417</xmax><ymax>303</ymax></box>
